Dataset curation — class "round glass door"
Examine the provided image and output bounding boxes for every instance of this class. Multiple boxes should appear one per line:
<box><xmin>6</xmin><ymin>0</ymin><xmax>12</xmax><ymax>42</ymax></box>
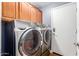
<box><xmin>18</xmin><ymin>29</ymin><xmax>42</xmax><ymax>56</ymax></box>
<box><xmin>44</xmin><ymin>30</ymin><xmax>52</xmax><ymax>45</ymax></box>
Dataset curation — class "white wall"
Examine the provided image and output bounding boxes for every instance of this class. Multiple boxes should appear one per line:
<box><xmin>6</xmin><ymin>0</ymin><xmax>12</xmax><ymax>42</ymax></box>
<box><xmin>42</xmin><ymin>3</ymin><xmax>69</xmax><ymax>27</ymax></box>
<box><xmin>0</xmin><ymin>2</ymin><xmax>1</xmax><ymax>55</ymax></box>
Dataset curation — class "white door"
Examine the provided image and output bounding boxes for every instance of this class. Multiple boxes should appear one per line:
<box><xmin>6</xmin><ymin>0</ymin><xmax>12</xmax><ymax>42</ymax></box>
<box><xmin>51</xmin><ymin>3</ymin><xmax>77</xmax><ymax>56</ymax></box>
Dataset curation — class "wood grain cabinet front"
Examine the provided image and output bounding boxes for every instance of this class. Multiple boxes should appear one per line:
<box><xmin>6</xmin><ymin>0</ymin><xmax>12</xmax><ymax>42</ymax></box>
<box><xmin>30</xmin><ymin>6</ymin><xmax>37</xmax><ymax>23</ymax></box>
<box><xmin>30</xmin><ymin>5</ymin><xmax>42</xmax><ymax>24</ymax></box>
<box><xmin>19</xmin><ymin>2</ymin><xmax>31</xmax><ymax>21</ymax></box>
<box><xmin>2</xmin><ymin>2</ymin><xmax>42</xmax><ymax>23</ymax></box>
<box><xmin>2</xmin><ymin>2</ymin><xmax>16</xmax><ymax>21</ymax></box>
<box><xmin>36</xmin><ymin>9</ymin><xmax>42</xmax><ymax>24</ymax></box>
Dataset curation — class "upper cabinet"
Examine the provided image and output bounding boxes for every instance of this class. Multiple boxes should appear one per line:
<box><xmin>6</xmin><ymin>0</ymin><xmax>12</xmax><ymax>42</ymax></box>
<box><xmin>36</xmin><ymin>9</ymin><xmax>42</xmax><ymax>24</ymax></box>
<box><xmin>30</xmin><ymin>5</ymin><xmax>42</xmax><ymax>24</ymax></box>
<box><xmin>2</xmin><ymin>2</ymin><xmax>16</xmax><ymax>21</ymax></box>
<box><xmin>30</xmin><ymin>6</ymin><xmax>37</xmax><ymax>23</ymax></box>
<box><xmin>19</xmin><ymin>3</ymin><xmax>31</xmax><ymax>21</ymax></box>
<box><xmin>2</xmin><ymin>2</ymin><xmax>42</xmax><ymax>24</ymax></box>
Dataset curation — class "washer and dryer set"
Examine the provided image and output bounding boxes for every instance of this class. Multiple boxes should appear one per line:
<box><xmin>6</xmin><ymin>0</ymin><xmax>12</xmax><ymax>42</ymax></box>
<box><xmin>14</xmin><ymin>20</ymin><xmax>52</xmax><ymax>56</ymax></box>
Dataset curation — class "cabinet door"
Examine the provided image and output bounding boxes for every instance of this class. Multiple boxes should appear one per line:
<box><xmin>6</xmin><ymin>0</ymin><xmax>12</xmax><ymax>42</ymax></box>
<box><xmin>2</xmin><ymin>2</ymin><xmax>16</xmax><ymax>20</ymax></box>
<box><xmin>36</xmin><ymin>9</ymin><xmax>42</xmax><ymax>24</ymax></box>
<box><xmin>20</xmin><ymin>3</ymin><xmax>31</xmax><ymax>21</ymax></box>
<box><xmin>39</xmin><ymin>11</ymin><xmax>42</xmax><ymax>24</ymax></box>
<box><xmin>30</xmin><ymin>6</ymin><xmax>37</xmax><ymax>23</ymax></box>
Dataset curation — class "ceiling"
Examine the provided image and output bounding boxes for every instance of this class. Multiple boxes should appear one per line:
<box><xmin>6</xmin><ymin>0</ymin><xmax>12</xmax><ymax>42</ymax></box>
<box><xmin>29</xmin><ymin>2</ymin><xmax>69</xmax><ymax>9</ymax></box>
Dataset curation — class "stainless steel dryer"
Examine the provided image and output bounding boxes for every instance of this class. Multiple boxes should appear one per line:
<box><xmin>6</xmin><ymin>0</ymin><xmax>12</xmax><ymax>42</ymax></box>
<box><xmin>41</xmin><ymin>27</ymin><xmax>52</xmax><ymax>53</ymax></box>
<box><xmin>43</xmin><ymin>28</ymin><xmax>52</xmax><ymax>50</ymax></box>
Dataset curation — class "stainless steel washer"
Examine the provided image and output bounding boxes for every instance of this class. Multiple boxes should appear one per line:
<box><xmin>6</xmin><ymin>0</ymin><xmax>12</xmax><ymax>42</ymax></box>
<box><xmin>18</xmin><ymin>28</ymin><xmax>42</xmax><ymax>56</ymax></box>
<box><xmin>14</xmin><ymin>20</ymin><xmax>42</xmax><ymax>56</ymax></box>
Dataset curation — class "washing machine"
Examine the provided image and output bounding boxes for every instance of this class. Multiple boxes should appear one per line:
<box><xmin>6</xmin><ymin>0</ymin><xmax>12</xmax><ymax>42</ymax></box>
<box><xmin>14</xmin><ymin>20</ymin><xmax>42</xmax><ymax>56</ymax></box>
<box><xmin>41</xmin><ymin>27</ymin><xmax>52</xmax><ymax>53</ymax></box>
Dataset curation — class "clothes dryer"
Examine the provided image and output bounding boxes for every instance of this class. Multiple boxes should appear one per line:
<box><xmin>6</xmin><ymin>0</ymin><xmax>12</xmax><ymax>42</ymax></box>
<box><xmin>41</xmin><ymin>27</ymin><xmax>52</xmax><ymax>53</ymax></box>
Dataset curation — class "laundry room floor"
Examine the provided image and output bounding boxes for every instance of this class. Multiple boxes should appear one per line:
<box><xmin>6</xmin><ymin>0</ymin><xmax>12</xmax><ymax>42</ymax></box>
<box><xmin>41</xmin><ymin>49</ymin><xmax>62</xmax><ymax>56</ymax></box>
<box><xmin>49</xmin><ymin>52</ymin><xmax>62</xmax><ymax>56</ymax></box>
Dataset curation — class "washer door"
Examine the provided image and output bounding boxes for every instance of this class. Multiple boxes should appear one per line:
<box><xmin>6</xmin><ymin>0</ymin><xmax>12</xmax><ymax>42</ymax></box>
<box><xmin>18</xmin><ymin>28</ymin><xmax>42</xmax><ymax>56</ymax></box>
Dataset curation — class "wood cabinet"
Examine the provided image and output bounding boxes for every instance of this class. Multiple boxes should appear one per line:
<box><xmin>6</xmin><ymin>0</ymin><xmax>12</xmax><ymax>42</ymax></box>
<box><xmin>2</xmin><ymin>2</ymin><xmax>42</xmax><ymax>23</ymax></box>
<box><xmin>19</xmin><ymin>3</ymin><xmax>31</xmax><ymax>21</ymax></box>
<box><xmin>30</xmin><ymin>5</ymin><xmax>42</xmax><ymax>24</ymax></box>
<box><xmin>15</xmin><ymin>2</ymin><xmax>19</xmax><ymax>19</ymax></box>
<box><xmin>19</xmin><ymin>3</ymin><xmax>42</xmax><ymax>24</ymax></box>
<box><xmin>36</xmin><ymin>9</ymin><xmax>42</xmax><ymax>24</ymax></box>
<box><xmin>30</xmin><ymin>6</ymin><xmax>37</xmax><ymax>23</ymax></box>
<box><xmin>2</xmin><ymin>2</ymin><xmax>16</xmax><ymax>21</ymax></box>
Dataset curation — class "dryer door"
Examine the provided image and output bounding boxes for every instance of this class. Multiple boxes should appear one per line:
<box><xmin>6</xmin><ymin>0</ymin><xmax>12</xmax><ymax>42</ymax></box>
<box><xmin>18</xmin><ymin>28</ymin><xmax>42</xmax><ymax>56</ymax></box>
<box><xmin>44</xmin><ymin>30</ymin><xmax>52</xmax><ymax>48</ymax></box>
